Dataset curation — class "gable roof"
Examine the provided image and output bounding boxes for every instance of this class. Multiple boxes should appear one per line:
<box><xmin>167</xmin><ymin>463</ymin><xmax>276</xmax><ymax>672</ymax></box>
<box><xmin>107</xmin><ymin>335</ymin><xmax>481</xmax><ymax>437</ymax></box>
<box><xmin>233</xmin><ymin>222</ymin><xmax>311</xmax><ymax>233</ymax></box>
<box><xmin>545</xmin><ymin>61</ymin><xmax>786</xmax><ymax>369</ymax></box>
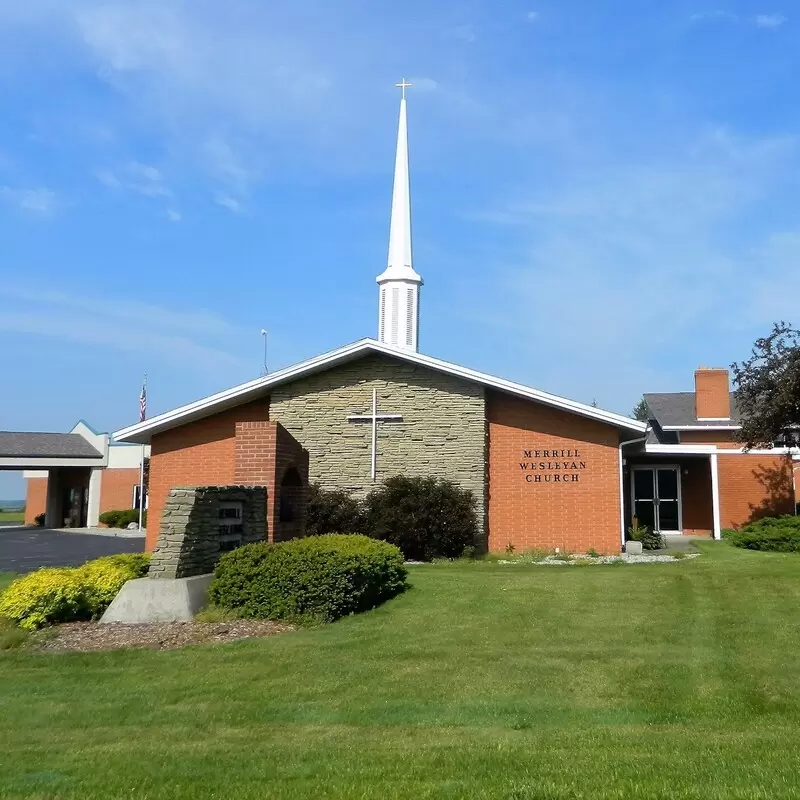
<box><xmin>0</xmin><ymin>432</ymin><xmax>103</xmax><ymax>459</ymax></box>
<box><xmin>114</xmin><ymin>338</ymin><xmax>646</xmax><ymax>443</ymax></box>
<box><xmin>644</xmin><ymin>392</ymin><xmax>741</xmax><ymax>430</ymax></box>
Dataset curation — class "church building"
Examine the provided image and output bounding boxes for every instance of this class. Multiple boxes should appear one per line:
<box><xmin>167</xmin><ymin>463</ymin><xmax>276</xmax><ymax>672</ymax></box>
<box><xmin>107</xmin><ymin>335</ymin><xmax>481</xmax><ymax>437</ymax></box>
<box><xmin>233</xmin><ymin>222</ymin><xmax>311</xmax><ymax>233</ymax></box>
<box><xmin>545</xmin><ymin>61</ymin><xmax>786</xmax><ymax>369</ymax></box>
<box><xmin>114</xmin><ymin>87</ymin><xmax>799</xmax><ymax>555</ymax></box>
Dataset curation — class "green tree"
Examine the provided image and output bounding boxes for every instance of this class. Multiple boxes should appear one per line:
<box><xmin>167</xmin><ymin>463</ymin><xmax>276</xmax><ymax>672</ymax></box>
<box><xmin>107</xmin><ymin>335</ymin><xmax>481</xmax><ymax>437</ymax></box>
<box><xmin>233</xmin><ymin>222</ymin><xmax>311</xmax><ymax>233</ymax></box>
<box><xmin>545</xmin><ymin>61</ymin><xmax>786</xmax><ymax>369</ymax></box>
<box><xmin>632</xmin><ymin>398</ymin><xmax>650</xmax><ymax>422</ymax></box>
<box><xmin>732</xmin><ymin>322</ymin><xmax>800</xmax><ymax>449</ymax></box>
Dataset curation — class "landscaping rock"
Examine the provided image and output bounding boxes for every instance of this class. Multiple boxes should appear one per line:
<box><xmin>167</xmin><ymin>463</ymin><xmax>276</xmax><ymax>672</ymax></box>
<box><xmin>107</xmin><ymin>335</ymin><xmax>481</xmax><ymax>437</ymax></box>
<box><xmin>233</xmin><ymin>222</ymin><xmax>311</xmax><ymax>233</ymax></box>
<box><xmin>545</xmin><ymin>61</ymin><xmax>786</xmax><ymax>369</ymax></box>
<box><xmin>625</xmin><ymin>541</ymin><xmax>643</xmax><ymax>555</ymax></box>
<box><xmin>100</xmin><ymin>574</ymin><xmax>214</xmax><ymax>623</ymax></box>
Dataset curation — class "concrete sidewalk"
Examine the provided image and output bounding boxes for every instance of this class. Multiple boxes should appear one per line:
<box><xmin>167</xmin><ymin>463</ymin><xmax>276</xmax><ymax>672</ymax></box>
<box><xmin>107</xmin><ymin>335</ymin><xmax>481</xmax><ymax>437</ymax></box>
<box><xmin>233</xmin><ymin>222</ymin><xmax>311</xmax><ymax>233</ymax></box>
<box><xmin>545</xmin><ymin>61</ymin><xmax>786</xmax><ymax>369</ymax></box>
<box><xmin>0</xmin><ymin>525</ymin><xmax>145</xmax><ymax>538</ymax></box>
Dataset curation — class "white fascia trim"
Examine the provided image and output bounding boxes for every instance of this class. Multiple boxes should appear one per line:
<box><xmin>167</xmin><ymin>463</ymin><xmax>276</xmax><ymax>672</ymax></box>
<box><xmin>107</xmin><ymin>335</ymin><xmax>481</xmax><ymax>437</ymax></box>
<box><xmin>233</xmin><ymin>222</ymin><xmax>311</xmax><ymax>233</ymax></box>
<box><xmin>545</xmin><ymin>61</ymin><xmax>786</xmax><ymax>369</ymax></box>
<box><xmin>114</xmin><ymin>338</ymin><xmax>647</xmax><ymax>443</ymax></box>
<box><xmin>0</xmin><ymin>456</ymin><xmax>107</xmax><ymax>469</ymax></box>
<box><xmin>662</xmin><ymin>425</ymin><xmax>741</xmax><ymax>431</ymax></box>
<box><xmin>724</xmin><ymin>447</ymin><xmax>800</xmax><ymax>455</ymax></box>
<box><xmin>646</xmin><ymin>444</ymin><xmax>800</xmax><ymax>457</ymax></box>
<box><xmin>645</xmin><ymin>444</ymin><xmax>718</xmax><ymax>455</ymax></box>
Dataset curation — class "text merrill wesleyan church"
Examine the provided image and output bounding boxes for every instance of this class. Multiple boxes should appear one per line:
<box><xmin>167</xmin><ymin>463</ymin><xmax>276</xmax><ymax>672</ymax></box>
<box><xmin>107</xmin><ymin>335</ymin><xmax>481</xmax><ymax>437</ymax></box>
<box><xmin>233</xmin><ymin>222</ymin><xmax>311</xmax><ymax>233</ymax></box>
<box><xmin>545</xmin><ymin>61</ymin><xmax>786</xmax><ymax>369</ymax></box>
<box><xmin>115</xmin><ymin>89</ymin><xmax>799</xmax><ymax>555</ymax></box>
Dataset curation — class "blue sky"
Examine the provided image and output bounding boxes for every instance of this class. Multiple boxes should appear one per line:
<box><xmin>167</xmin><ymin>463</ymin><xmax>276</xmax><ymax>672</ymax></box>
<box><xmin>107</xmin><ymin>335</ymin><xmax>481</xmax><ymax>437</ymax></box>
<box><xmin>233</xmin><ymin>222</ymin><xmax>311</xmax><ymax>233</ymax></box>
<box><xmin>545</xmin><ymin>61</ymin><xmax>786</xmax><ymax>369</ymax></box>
<box><xmin>1</xmin><ymin>0</ymin><xmax>798</xmax><ymax>499</ymax></box>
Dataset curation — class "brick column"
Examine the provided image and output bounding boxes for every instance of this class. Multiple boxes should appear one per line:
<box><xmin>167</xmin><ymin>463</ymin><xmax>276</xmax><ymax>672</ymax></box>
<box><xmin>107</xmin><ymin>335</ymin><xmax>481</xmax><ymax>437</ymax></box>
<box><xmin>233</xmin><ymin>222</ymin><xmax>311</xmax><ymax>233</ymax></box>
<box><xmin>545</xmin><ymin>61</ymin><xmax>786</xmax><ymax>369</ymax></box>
<box><xmin>235</xmin><ymin>421</ymin><xmax>278</xmax><ymax>541</ymax></box>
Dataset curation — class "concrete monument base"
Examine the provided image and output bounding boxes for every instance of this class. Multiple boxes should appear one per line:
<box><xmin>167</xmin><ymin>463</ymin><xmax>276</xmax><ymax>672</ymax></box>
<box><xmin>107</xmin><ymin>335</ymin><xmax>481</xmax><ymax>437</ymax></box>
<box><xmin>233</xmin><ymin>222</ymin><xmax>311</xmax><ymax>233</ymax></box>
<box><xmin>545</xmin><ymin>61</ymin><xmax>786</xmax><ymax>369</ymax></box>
<box><xmin>100</xmin><ymin>574</ymin><xmax>214</xmax><ymax>624</ymax></box>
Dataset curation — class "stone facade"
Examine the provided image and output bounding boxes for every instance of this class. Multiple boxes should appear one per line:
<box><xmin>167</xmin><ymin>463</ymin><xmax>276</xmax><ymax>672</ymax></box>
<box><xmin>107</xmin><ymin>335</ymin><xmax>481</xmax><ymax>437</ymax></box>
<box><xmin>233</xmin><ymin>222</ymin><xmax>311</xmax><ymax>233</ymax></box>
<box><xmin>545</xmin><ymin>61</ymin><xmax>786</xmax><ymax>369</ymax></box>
<box><xmin>269</xmin><ymin>353</ymin><xmax>488</xmax><ymax>531</ymax></box>
<box><xmin>149</xmin><ymin>486</ymin><xmax>267</xmax><ymax>579</ymax></box>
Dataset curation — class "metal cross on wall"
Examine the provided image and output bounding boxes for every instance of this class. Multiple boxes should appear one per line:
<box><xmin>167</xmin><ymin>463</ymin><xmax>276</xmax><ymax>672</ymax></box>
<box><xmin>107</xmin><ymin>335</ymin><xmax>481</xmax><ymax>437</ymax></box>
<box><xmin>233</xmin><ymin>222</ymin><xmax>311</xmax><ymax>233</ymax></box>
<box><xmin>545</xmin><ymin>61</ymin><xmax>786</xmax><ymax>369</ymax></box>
<box><xmin>347</xmin><ymin>388</ymin><xmax>403</xmax><ymax>481</ymax></box>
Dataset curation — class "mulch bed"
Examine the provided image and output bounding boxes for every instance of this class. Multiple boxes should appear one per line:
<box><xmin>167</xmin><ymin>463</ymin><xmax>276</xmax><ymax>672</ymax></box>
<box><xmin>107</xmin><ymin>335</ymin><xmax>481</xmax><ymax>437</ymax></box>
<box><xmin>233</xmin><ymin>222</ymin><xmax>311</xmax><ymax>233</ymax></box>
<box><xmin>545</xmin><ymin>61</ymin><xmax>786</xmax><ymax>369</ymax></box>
<box><xmin>28</xmin><ymin>620</ymin><xmax>295</xmax><ymax>653</ymax></box>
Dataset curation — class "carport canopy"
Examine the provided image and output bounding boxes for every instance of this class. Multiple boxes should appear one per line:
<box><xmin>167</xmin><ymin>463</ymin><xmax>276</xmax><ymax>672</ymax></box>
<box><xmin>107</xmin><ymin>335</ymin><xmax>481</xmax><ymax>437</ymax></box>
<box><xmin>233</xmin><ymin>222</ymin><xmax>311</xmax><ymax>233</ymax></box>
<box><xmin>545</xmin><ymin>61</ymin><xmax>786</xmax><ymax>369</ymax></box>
<box><xmin>0</xmin><ymin>431</ymin><xmax>106</xmax><ymax>469</ymax></box>
<box><xmin>0</xmin><ymin>423</ymin><xmax>110</xmax><ymax>528</ymax></box>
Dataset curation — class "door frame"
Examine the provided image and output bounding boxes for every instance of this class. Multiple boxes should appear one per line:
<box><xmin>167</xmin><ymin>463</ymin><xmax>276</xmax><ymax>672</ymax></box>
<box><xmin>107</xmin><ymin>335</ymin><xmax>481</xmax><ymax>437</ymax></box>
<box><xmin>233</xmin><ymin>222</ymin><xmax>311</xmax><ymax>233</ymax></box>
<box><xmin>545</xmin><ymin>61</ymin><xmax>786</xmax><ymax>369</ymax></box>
<box><xmin>630</xmin><ymin>464</ymin><xmax>683</xmax><ymax>535</ymax></box>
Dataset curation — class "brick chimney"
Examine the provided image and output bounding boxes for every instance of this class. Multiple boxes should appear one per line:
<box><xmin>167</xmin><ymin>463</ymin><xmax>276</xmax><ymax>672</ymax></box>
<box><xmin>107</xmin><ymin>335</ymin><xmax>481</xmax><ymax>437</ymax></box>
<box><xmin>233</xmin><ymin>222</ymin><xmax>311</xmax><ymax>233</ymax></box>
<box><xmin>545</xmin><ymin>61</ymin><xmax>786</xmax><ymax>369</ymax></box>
<box><xmin>694</xmin><ymin>367</ymin><xmax>731</xmax><ymax>420</ymax></box>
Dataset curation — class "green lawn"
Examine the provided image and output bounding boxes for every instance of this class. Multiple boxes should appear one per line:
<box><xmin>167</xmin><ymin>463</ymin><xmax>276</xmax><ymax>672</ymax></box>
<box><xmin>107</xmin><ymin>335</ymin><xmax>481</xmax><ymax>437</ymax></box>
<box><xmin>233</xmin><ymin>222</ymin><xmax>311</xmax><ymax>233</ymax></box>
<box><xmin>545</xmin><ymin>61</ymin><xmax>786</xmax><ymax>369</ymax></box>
<box><xmin>0</xmin><ymin>510</ymin><xmax>24</xmax><ymax>523</ymax></box>
<box><xmin>3</xmin><ymin>543</ymin><xmax>800</xmax><ymax>799</ymax></box>
<box><xmin>0</xmin><ymin>573</ymin><xmax>16</xmax><ymax>593</ymax></box>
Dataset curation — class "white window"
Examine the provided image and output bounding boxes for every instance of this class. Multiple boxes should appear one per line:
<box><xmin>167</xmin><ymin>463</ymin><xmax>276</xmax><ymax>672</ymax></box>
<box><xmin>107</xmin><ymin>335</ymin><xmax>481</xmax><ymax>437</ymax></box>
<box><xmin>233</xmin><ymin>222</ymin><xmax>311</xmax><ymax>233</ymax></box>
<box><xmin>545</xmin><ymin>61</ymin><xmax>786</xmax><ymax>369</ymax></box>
<box><xmin>132</xmin><ymin>484</ymin><xmax>148</xmax><ymax>510</ymax></box>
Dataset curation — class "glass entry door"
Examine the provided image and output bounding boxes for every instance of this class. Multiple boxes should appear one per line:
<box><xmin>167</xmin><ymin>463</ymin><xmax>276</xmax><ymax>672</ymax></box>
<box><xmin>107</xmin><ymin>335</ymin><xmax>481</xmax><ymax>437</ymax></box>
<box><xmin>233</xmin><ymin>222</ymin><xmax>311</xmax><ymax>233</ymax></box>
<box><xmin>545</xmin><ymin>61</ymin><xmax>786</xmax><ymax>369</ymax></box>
<box><xmin>632</xmin><ymin>467</ymin><xmax>682</xmax><ymax>534</ymax></box>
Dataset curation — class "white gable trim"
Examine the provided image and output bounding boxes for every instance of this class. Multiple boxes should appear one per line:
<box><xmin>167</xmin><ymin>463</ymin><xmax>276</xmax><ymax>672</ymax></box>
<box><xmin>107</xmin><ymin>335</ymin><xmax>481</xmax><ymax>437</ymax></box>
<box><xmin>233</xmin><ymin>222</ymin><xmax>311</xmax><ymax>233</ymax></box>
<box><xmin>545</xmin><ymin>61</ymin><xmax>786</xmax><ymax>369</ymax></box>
<box><xmin>662</xmin><ymin>425</ymin><xmax>741</xmax><ymax>431</ymax></box>
<box><xmin>114</xmin><ymin>339</ymin><xmax>646</xmax><ymax>443</ymax></box>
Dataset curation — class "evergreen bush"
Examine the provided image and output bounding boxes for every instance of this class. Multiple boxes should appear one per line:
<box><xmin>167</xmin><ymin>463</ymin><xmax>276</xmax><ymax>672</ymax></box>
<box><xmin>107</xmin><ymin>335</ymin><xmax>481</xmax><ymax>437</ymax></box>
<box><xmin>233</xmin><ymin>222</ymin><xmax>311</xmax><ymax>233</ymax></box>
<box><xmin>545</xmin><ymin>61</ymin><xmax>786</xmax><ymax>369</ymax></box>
<box><xmin>0</xmin><ymin>553</ymin><xmax>150</xmax><ymax>630</ymax></box>
<box><xmin>209</xmin><ymin>534</ymin><xmax>407</xmax><ymax>623</ymax></box>
<box><xmin>99</xmin><ymin>509</ymin><xmax>142</xmax><ymax>528</ymax></box>
<box><xmin>363</xmin><ymin>475</ymin><xmax>479</xmax><ymax>561</ymax></box>
<box><xmin>727</xmin><ymin>515</ymin><xmax>800</xmax><ymax>551</ymax></box>
<box><xmin>628</xmin><ymin>521</ymin><xmax>665</xmax><ymax>551</ymax></box>
<box><xmin>305</xmin><ymin>483</ymin><xmax>364</xmax><ymax>536</ymax></box>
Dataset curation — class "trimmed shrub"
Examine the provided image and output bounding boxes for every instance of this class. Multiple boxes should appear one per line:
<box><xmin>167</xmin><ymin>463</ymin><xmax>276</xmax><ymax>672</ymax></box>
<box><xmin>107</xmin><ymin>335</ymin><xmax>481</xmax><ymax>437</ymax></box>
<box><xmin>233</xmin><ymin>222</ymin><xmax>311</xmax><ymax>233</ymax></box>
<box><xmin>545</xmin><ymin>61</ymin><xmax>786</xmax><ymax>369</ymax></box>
<box><xmin>209</xmin><ymin>534</ymin><xmax>407</xmax><ymax>623</ymax></box>
<box><xmin>641</xmin><ymin>528</ymin><xmax>666</xmax><ymax>551</ymax></box>
<box><xmin>363</xmin><ymin>476</ymin><xmax>479</xmax><ymax>561</ymax></box>
<box><xmin>34</xmin><ymin>513</ymin><xmax>45</xmax><ymax>527</ymax></box>
<box><xmin>80</xmin><ymin>554</ymin><xmax>151</xmax><ymax>608</ymax></box>
<box><xmin>99</xmin><ymin>509</ymin><xmax>142</xmax><ymax>528</ymax></box>
<box><xmin>727</xmin><ymin>515</ymin><xmax>800</xmax><ymax>552</ymax></box>
<box><xmin>306</xmin><ymin>483</ymin><xmax>364</xmax><ymax>537</ymax></box>
<box><xmin>0</xmin><ymin>568</ymin><xmax>90</xmax><ymax>630</ymax></box>
<box><xmin>0</xmin><ymin>553</ymin><xmax>150</xmax><ymax>630</ymax></box>
<box><xmin>628</xmin><ymin>522</ymin><xmax>665</xmax><ymax>551</ymax></box>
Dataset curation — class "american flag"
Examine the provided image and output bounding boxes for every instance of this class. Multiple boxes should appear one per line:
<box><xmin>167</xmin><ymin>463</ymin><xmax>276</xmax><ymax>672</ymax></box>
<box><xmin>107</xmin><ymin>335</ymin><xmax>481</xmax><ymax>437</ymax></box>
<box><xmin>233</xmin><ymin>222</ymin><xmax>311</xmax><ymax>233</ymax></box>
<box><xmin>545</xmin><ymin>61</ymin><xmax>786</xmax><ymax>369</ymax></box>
<box><xmin>139</xmin><ymin>377</ymin><xmax>147</xmax><ymax>422</ymax></box>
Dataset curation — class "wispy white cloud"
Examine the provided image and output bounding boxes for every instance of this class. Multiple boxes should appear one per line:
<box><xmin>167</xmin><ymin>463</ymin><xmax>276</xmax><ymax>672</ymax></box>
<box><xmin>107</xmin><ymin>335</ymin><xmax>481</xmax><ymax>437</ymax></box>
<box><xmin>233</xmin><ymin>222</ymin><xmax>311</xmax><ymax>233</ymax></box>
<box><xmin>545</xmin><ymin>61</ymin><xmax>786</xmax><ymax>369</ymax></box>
<box><xmin>754</xmin><ymin>13</ymin><xmax>787</xmax><ymax>28</ymax></box>
<box><xmin>165</xmin><ymin>208</ymin><xmax>181</xmax><ymax>222</ymax></box>
<box><xmin>461</xmin><ymin>128</ymin><xmax>799</xmax><ymax>404</ymax></box>
<box><xmin>689</xmin><ymin>9</ymin><xmax>788</xmax><ymax>29</ymax></box>
<box><xmin>0</xmin><ymin>186</ymin><xmax>57</xmax><ymax>215</ymax></box>
<box><xmin>526</xmin><ymin>11</ymin><xmax>540</xmax><ymax>23</ymax></box>
<box><xmin>214</xmin><ymin>193</ymin><xmax>243</xmax><ymax>214</ymax></box>
<box><xmin>408</xmin><ymin>77</ymin><xmax>438</xmax><ymax>93</ymax></box>
<box><xmin>690</xmin><ymin>10</ymin><xmax>739</xmax><ymax>23</ymax></box>
<box><xmin>0</xmin><ymin>285</ymin><xmax>246</xmax><ymax>371</ymax></box>
<box><xmin>95</xmin><ymin>162</ymin><xmax>171</xmax><ymax>198</ymax></box>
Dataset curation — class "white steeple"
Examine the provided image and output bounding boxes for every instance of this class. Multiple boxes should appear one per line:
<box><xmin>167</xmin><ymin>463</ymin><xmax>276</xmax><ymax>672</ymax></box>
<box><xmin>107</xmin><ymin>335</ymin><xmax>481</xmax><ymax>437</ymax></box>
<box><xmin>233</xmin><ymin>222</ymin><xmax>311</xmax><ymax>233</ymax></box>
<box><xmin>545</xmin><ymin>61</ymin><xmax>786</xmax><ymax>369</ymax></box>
<box><xmin>377</xmin><ymin>79</ymin><xmax>423</xmax><ymax>351</ymax></box>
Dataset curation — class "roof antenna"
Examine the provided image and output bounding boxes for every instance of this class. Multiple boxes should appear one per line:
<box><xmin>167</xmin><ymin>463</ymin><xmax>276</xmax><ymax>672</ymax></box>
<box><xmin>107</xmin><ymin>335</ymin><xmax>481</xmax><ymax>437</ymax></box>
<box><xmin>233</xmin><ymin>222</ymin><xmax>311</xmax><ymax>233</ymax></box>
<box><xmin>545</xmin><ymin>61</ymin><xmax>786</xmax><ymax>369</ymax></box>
<box><xmin>260</xmin><ymin>329</ymin><xmax>268</xmax><ymax>376</ymax></box>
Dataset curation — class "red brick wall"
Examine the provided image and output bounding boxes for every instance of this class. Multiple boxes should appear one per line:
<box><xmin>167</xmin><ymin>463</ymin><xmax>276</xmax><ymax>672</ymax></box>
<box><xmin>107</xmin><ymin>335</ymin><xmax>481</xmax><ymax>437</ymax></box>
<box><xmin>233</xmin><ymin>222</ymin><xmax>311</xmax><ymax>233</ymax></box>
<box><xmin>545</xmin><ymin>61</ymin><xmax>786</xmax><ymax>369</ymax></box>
<box><xmin>147</xmin><ymin>399</ymin><xmax>269</xmax><ymax>550</ymax></box>
<box><xmin>233</xmin><ymin>420</ymin><xmax>309</xmax><ymax>542</ymax></box>
<box><xmin>99</xmin><ymin>468</ymin><xmax>141</xmax><ymax>514</ymax></box>
<box><xmin>717</xmin><ymin>454</ymin><xmax>794</xmax><ymax>528</ymax></box>
<box><xmin>25</xmin><ymin>478</ymin><xmax>47</xmax><ymax>524</ymax></box>
<box><xmin>679</xmin><ymin>431</ymin><xmax>794</xmax><ymax>528</ymax></box>
<box><xmin>694</xmin><ymin>369</ymin><xmax>731</xmax><ymax>419</ymax></box>
<box><xmin>487</xmin><ymin>391</ymin><xmax>622</xmax><ymax>555</ymax></box>
<box><xmin>680</xmin><ymin>430</ymin><xmax>739</xmax><ymax>448</ymax></box>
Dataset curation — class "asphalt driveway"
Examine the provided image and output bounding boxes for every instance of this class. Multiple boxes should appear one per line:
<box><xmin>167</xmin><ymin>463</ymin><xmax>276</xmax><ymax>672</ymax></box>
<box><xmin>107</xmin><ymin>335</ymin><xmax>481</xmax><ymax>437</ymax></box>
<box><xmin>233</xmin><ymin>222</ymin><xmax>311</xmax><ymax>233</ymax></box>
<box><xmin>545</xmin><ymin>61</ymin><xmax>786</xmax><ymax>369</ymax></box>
<box><xmin>0</xmin><ymin>528</ymin><xmax>145</xmax><ymax>574</ymax></box>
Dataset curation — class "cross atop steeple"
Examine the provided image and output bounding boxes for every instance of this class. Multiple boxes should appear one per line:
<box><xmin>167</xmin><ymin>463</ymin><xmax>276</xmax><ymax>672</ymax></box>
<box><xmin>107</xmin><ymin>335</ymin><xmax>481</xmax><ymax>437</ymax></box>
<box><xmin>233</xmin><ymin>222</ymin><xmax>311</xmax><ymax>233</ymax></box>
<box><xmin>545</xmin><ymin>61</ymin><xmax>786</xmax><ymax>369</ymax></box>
<box><xmin>395</xmin><ymin>78</ymin><xmax>412</xmax><ymax>99</ymax></box>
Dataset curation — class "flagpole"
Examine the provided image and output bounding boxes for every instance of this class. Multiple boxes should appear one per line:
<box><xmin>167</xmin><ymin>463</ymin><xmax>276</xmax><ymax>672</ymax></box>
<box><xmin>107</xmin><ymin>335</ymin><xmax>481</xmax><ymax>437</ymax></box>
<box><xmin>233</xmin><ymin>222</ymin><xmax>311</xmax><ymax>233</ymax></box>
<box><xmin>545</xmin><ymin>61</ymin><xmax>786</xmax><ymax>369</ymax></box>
<box><xmin>138</xmin><ymin>374</ymin><xmax>147</xmax><ymax>533</ymax></box>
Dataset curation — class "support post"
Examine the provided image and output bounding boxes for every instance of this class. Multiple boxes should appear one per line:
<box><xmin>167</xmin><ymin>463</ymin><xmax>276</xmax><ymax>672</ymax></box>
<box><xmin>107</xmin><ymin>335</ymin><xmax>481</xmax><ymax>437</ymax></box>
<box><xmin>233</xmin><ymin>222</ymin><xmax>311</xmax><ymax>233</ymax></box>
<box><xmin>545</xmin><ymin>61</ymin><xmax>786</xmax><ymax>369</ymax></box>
<box><xmin>138</xmin><ymin>444</ymin><xmax>146</xmax><ymax>532</ymax></box>
<box><xmin>87</xmin><ymin>468</ymin><xmax>102</xmax><ymax>527</ymax></box>
<box><xmin>710</xmin><ymin>452</ymin><xmax>722</xmax><ymax>540</ymax></box>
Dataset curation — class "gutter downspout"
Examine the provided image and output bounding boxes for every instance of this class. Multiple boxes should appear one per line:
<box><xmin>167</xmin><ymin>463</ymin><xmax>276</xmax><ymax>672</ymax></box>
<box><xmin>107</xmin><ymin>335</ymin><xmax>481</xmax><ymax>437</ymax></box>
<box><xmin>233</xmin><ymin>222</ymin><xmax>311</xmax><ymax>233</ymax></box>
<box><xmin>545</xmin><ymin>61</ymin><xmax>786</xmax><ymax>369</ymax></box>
<box><xmin>619</xmin><ymin>429</ymin><xmax>649</xmax><ymax>550</ymax></box>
